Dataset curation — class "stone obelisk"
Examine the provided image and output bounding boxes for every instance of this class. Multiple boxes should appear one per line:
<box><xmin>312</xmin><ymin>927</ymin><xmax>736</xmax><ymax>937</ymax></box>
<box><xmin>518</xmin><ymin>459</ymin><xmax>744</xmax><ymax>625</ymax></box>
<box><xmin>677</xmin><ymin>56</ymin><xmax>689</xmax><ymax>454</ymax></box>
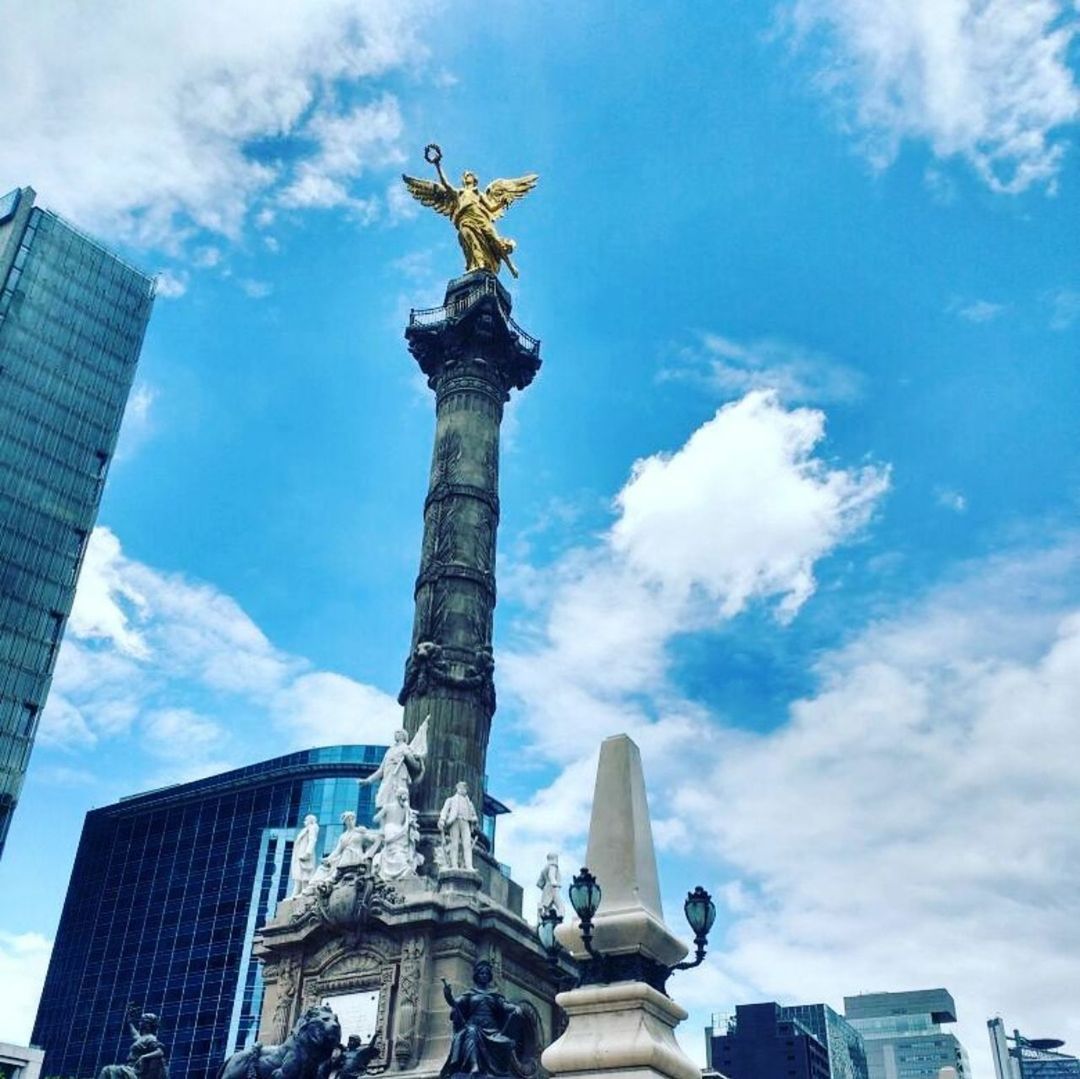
<box><xmin>399</xmin><ymin>270</ymin><xmax>540</xmax><ymax>845</ymax></box>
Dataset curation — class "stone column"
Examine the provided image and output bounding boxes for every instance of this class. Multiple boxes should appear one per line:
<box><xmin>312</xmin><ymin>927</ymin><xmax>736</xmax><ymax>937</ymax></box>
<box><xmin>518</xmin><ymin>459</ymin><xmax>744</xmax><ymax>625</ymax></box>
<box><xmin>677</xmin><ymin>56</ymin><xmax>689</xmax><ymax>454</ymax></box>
<box><xmin>543</xmin><ymin>735</ymin><xmax>699</xmax><ymax>1079</ymax></box>
<box><xmin>399</xmin><ymin>271</ymin><xmax>540</xmax><ymax>825</ymax></box>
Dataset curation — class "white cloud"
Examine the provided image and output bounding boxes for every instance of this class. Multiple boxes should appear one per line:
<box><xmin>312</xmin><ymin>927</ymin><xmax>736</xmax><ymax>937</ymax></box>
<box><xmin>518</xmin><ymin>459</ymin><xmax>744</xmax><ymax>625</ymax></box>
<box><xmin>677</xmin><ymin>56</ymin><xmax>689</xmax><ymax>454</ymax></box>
<box><xmin>663</xmin><ymin>333</ymin><xmax>863</xmax><ymax>403</ymax></box>
<box><xmin>687</xmin><ymin>541</ymin><xmax>1080</xmax><ymax>1074</ymax></box>
<box><xmin>193</xmin><ymin>246</ymin><xmax>222</xmax><ymax>268</ymax></box>
<box><xmin>497</xmin><ymin>392</ymin><xmax>889</xmax><ymax>868</ymax></box>
<box><xmin>935</xmin><ymin>487</ymin><xmax>968</xmax><ymax>512</ymax></box>
<box><xmin>611</xmin><ymin>392</ymin><xmax>887</xmax><ymax>621</ymax></box>
<box><xmin>114</xmin><ymin>382</ymin><xmax>158</xmax><ymax>463</ymax></box>
<box><xmin>239</xmin><ymin>278</ymin><xmax>273</xmax><ymax>299</ymax></box>
<box><xmin>0</xmin><ymin>933</ymin><xmax>51</xmax><ymax>1043</ymax></box>
<box><xmin>1046</xmin><ymin>287</ymin><xmax>1080</xmax><ymax>330</ymax></box>
<box><xmin>142</xmin><ymin>707</ymin><xmax>227</xmax><ymax>760</ymax></box>
<box><xmin>273</xmin><ymin>672</ymin><xmax>401</xmax><ymax>748</ymax></box>
<box><xmin>787</xmin><ymin>0</ymin><xmax>1080</xmax><ymax>193</ymax></box>
<box><xmin>154</xmin><ymin>270</ymin><xmax>189</xmax><ymax>298</ymax></box>
<box><xmin>43</xmin><ymin>528</ymin><xmax>400</xmax><ymax>771</ymax></box>
<box><xmin>950</xmin><ymin>298</ymin><xmax>1006</xmax><ymax>323</ymax></box>
<box><xmin>0</xmin><ymin>1</ymin><xmax>427</xmax><ymax>249</ymax></box>
<box><xmin>279</xmin><ymin>94</ymin><xmax>403</xmax><ymax>218</ymax></box>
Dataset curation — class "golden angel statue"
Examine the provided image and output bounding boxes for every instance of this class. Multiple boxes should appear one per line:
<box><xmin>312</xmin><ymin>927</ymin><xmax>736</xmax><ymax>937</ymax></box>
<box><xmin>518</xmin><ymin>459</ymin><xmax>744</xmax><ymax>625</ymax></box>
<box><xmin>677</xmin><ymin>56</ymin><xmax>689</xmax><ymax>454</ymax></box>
<box><xmin>402</xmin><ymin>144</ymin><xmax>538</xmax><ymax>278</ymax></box>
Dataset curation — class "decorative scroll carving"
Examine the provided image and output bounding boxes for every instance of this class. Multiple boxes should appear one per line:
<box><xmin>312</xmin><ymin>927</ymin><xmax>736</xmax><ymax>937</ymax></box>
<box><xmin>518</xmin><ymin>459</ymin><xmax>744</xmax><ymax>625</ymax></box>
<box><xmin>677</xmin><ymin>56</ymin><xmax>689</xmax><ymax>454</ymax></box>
<box><xmin>291</xmin><ymin>864</ymin><xmax>402</xmax><ymax>933</ymax></box>
<box><xmin>393</xmin><ymin>935</ymin><xmax>428</xmax><ymax>1069</ymax></box>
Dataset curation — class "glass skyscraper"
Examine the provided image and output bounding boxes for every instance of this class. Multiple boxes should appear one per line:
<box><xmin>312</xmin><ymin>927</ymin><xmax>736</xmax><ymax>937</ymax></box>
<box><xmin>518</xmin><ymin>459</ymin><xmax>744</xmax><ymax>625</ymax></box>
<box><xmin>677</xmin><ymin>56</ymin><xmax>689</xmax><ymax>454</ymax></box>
<box><xmin>0</xmin><ymin>185</ymin><xmax>154</xmax><ymax>855</ymax></box>
<box><xmin>782</xmin><ymin>1004</ymin><xmax>870</xmax><ymax>1079</ymax></box>
<box><xmin>844</xmin><ymin>990</ymin><xmax>971</xmax><ymax>1079</ymax></box>
<box><xmin>32</xmin><ymin>744</ymin><xmax>509</xmax><ymax>1079</ymax></box>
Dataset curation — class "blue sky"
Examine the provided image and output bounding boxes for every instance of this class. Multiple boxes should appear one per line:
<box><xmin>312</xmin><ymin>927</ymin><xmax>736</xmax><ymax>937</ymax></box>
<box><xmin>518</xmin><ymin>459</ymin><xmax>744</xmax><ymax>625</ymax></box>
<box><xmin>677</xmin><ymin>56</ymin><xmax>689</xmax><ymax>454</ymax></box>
<box><xmin>2</xmin><ymin>1</ymin><xmax>1080</xmax><ymax>1073</ymax></box>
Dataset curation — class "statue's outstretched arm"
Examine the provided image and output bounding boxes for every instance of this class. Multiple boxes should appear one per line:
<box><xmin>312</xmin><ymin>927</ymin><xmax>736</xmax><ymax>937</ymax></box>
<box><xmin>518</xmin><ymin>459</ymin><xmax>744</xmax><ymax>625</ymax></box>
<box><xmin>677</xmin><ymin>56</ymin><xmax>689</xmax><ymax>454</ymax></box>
<box><xmin>434</xmin><ymin>158</ymin><xmax>453</xmax><ymax>193</ymax></box>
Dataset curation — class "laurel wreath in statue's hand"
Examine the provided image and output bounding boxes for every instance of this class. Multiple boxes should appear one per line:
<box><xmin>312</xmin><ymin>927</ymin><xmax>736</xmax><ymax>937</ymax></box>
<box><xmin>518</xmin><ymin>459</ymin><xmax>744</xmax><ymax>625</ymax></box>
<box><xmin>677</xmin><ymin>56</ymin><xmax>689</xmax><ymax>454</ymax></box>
<box><xmin>424</xmin><ymin>143</ymin><xmax>442</xmax><ymax>165</ymax></box>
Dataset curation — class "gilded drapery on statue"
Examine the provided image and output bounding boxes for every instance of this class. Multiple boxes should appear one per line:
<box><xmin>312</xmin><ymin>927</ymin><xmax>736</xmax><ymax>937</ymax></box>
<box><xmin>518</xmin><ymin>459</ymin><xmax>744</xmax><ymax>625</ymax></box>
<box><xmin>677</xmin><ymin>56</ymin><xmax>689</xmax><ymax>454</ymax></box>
<box><xmin>402</xmin><ymin>145</ymin><xmax>538</xmax><ymax>278</ymax></box>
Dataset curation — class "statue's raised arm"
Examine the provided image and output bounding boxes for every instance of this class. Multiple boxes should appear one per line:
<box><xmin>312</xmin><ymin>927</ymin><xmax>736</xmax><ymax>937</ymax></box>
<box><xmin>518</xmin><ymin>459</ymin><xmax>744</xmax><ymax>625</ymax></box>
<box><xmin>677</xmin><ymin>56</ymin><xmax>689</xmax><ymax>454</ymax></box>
<box><xmin>401</xmin><ymin>145</ymin><xmax>538</xmax><ymax>278</ymax></box>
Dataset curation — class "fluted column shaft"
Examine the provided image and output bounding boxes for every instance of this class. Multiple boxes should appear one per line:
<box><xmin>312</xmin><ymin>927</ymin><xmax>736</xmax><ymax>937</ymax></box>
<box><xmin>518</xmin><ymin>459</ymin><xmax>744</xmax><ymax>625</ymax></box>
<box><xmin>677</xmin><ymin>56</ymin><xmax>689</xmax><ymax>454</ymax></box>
<box><xmin>400</xmin><ymin>272</ymin><xmax>540</xmax><ymax>826</ymax></box>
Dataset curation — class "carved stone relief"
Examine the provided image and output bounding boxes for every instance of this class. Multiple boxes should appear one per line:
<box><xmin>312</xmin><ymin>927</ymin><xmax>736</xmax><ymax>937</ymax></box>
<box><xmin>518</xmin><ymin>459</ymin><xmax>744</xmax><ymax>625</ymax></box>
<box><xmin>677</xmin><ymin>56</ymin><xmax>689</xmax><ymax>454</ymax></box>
<box><xmin>393</xmin><ymin>934</ymin><xmax>428</xmax><ymax>1070</ymax></box>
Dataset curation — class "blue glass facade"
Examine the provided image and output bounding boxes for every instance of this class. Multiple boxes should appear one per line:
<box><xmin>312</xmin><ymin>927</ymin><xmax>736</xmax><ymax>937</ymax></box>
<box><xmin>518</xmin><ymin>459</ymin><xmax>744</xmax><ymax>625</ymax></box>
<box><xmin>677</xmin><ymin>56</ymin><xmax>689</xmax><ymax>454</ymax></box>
<box><xmin>0</xmin><ymin>186</ymin><xmax>154</xmax><ymax>855</ymax></box>
<box><xmin>33</xmin><ymin>746</ymin><xmax>384</xmax><ymax>1079</ymax></box>
<box><xmin>706</xmin><ymin>1003</ymin><xmax>832</xmax><ymax>1079</ymax></box>
<box><xmin>781</xmin><ymin>1004</ymin><xmax>869</xmax><ymax>1079</ymax></box>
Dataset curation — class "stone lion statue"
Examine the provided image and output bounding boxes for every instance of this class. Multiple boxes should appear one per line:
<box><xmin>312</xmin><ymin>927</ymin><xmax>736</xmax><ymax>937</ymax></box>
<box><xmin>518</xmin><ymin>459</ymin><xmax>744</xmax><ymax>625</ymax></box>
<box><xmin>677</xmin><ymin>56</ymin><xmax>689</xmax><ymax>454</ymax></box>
<box><xmin>218</xmin><ymin>1006</ymin><xmax>340</xmax><ymax>1079</ymax></box>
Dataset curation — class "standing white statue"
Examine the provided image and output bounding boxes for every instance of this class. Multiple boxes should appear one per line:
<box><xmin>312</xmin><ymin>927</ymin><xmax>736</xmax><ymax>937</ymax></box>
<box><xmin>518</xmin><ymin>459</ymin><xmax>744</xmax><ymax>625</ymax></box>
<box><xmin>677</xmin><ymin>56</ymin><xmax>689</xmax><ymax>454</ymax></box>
<box><xmin>438</xmin><ymin>781</ymin><xmax>479</xmax><ymax>871</ymax></box>
<box><xmin>374</xmin><ymin>788</ymin><xmax>423</xmax><ymax>880</ymax></box>
<box><xmin>536</xmin><ymin>852</ymin><xmax>564</xmax><ymax>919</ymax></box>
<box><xmin>289</xmin><ymin>814</ymin><xmax>320</xmax><ymax>897</ymax></box>
<box><xmin>360</xmin><ymin>718</ymin><xmax>429</xmax><ymax>809</ymax></box>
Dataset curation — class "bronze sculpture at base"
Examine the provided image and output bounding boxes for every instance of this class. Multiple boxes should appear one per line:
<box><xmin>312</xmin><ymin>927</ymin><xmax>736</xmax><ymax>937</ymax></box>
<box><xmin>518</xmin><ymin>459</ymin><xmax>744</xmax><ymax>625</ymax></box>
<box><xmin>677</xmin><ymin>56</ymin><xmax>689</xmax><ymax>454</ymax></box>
<box><xmin>219</xmin><ymin>1006</ymin><xmax>341</xmax><ymax>1079</ymax></box>
<box><xmin>98</xmin><ymin>1005</ymin><xmax>169</xmax><ymax>1079</ymax></box>
<box><xmin>439</xmin><ymin>961</ymin><xmax>523</xmax><ymax>1079</ymax></box>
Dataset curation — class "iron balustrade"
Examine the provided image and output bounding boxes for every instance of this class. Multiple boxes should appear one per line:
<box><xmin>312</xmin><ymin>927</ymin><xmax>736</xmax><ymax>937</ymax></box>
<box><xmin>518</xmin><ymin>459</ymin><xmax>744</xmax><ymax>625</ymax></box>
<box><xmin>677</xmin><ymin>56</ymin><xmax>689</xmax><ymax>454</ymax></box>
<box><xmin>408</xmin><ymin>276</ymin><xmax>540</xmax><ymax>355</ymax></box>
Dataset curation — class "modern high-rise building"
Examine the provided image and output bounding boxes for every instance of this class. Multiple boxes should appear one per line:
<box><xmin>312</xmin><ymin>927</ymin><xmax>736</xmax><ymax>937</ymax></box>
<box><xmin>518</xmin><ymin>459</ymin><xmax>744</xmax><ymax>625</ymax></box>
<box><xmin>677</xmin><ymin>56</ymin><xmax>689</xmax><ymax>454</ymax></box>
<box><xmin>706</xmin><ymin>1003</ymin><xmax>832</xmax><ymax>1079</ymax></box>
<box><xmin>0</xmin><ymin>185</ymin><xmax>154</xmax><ymax>855</ymax></box>
<box><xmin>32</xmin><ymin>745</ymin><xmax>508</xmax><ymax>1079</ymax></box>
<box><xmin>782</xmin><ymin>1004</ymin><xmax>870</xmax><ymax>1079</ymax></box>
<box><xmin>989</xmin><ymin>1017</ymin><xmax>1080</xmax><ymax>1078</ymax></box>
<box><xmin>844</xmin><ymin>990</ymin><xmax>971</xmax><ymax>1079</ymax></box>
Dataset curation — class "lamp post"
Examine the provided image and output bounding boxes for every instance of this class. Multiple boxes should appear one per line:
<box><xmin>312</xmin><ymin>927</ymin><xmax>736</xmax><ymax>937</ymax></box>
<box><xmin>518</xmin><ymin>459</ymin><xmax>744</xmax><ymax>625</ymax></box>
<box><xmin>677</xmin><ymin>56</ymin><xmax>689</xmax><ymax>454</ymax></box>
<box><xmin>537</xmin><ymin>867</ymin><xmax>716</xmax><ymax>995</ymax></box>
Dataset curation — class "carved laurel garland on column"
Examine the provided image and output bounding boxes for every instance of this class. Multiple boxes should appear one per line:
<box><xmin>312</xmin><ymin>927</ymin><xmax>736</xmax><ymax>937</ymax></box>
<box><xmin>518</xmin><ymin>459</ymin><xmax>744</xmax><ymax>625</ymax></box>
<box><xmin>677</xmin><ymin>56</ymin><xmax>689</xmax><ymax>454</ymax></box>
<box><xmin>268</xmin><ymin>957</ymin><xmax>299</xmax><ymax>1044</ymax></box>
<box><xmin>393</xmin><ymin>935</ymin><xmax>428</xmax><ymax>1069</ymax></box>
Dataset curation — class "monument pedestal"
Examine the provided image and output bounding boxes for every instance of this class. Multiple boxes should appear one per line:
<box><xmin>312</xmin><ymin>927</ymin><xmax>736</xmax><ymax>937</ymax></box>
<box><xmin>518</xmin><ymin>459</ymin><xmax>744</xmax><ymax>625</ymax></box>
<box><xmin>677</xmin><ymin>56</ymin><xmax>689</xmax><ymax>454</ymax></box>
<box><xmin>257</xmin><ymin>864</ymin><xmax>568</xmax><ymax>1079</ymax></box>
<box><xmin>542</xmin><ymin>983</ymin><xmax>698</xmax><ymax>1079</ymax></box>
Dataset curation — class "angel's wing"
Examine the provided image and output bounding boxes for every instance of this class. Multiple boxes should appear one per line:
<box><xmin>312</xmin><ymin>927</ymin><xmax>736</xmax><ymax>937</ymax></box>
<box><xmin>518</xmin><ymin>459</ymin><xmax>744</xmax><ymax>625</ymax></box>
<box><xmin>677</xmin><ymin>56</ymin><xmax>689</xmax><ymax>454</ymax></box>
<box><xmin>484</xmin><ymin>174</ymin><xmax>539</xmax><ymax>220</ymax></box>
<box><xmin>409</xmin><ymin>716</ymin><xmax>429</xmax><ymax>759</ymax></box>
<box><xmin>401</xmin><ymin>175</ymin><xmax>456</xmax><ymax>218</ymax></box>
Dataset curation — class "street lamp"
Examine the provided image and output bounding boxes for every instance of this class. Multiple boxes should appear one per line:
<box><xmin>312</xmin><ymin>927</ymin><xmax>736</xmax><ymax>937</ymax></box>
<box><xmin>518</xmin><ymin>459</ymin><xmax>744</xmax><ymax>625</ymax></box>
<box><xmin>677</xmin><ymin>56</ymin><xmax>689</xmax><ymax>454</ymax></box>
<box><xmin>537</xmin><ymin>866</ymin><xmax>716</xmax><ymax>994</ymax></box>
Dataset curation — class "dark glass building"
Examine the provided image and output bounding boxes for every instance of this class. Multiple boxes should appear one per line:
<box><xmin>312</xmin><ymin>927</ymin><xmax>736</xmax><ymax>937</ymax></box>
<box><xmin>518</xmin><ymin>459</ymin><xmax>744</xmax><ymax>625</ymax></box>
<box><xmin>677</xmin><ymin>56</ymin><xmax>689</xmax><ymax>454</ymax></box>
<box><xmin>706</xmin><ymin>1003</ymin><xmax>832</xmax><ymax>1079</ymax></box>
<box><xmin>0</xmin><ymin>185</ymin><xmax>154</xmax><ymax>855</ymax></box>
<box><xmin>844</xmin><ymin>990</ymin><xmax>971</xmax><ymax>1079</ymax></box>
<box><xmin>32</xmin><ymin>745</ymin><xmax>508</xmax><ymax>1079</ymax></box>
<box><xmin>781</xmin><ymin>1005</ymin><xmax>869</xmax><ymax>1079</ymax></box>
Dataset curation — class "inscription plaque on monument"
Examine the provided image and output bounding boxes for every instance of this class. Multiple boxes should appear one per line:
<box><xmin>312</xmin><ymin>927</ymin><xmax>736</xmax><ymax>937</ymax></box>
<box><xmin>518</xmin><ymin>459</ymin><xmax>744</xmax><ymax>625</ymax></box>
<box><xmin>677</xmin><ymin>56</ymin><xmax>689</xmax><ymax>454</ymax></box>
<box><xmin>322</xmin><ymin>990</ymin><xmax>380</xmax><ymax>1043</ymax></box>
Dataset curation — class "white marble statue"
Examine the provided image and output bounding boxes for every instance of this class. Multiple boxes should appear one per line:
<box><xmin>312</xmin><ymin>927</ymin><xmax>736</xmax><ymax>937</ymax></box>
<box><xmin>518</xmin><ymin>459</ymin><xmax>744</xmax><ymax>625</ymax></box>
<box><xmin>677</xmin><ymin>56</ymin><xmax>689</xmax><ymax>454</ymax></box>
<box><xmin>359</xmin><ymin>718</ymin><xmax>428</xmax><ymax>810</ymax></box>
<box><xmin>437</xmin><ymin>781</ymin><xmax>479</xmax><ymax>872</ymax></box>
<box><xmin>536</xmin><ymin>852</ymin><xmax>564</xmax><ymax>919</ymax></box>
<box><xmin>373</xmin><ymin>788</ymin><xmax>423</xmax><ymax>880</ymax></box>
<box><xmin>303</xmin><ymin>811</ymin><xmax>378</xmax><ymax>892</ymax></box>
<box><xmin>289</xmin><ymin>814</ymin><xmax>320</xmax><ymax>897</ymax></box>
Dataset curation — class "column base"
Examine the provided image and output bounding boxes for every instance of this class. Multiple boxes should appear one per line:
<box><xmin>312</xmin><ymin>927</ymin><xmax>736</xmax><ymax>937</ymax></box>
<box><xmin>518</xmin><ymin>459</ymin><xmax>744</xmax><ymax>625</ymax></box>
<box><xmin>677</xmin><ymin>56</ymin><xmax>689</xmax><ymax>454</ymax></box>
<box><xmin>437</xmin><ymin>868</ymin><xmax>483</xmax><ymax>897</ymax></box>
<box><xmin>541</xmin><ymin>981</ymin><xmax>699</xmax><ymax>1079</ymax></box>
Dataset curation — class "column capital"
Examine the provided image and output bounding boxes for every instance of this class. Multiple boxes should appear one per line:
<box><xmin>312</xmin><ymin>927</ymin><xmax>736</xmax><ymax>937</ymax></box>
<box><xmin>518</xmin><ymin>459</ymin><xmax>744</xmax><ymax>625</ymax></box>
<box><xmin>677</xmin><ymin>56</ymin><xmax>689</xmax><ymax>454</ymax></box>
<box><xmin>406</xmin><ymin>271</ymin><xmax>541</xmax><ymax>393</ymax></box>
